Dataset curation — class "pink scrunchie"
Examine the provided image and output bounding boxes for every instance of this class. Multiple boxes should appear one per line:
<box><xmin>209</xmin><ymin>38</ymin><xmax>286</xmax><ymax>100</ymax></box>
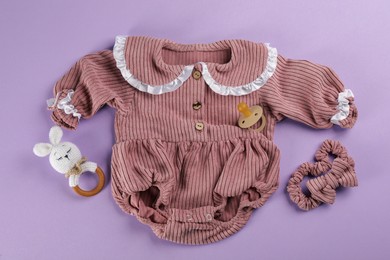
<box><xmin>287</xmin><ymin>140</ymin><xmax>358</xmax><ymax>211</ymax></box>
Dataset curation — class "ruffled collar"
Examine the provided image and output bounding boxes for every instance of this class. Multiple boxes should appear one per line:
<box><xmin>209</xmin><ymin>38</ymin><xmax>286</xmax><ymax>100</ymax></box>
<box><xmin>113</xmin><ymin>35</ymin><xmax>277</xmax><ymax>96</ymax></box>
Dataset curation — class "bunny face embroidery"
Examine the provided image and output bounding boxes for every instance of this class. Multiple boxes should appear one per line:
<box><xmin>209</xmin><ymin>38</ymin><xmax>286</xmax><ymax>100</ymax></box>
<box><xmin>49</xmin><ymin>142</ymin><xmax>82</xmax><ymax>174</ymax></box>
<box><xmin>33</xmin><ymin>126</ymin><xmax>105</xmax><ymax>197</ymax></box>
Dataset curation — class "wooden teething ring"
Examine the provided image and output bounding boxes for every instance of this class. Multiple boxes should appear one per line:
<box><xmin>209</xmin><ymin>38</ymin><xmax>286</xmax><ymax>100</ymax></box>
<box><xmin>72</xmin><ymin>167</ymin><xmax>105</xmax><ymax>197</ymax></box>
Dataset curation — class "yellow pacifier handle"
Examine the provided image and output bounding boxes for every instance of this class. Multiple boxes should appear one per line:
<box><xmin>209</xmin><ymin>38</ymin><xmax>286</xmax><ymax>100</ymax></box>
<box><xmin>237</xmin><ymin>102</ymin><xmax>267</xmax><ymax>132</ymax></box>
<box><xmin>237</xmin><ymin>102</ymin><xmax>252</xmax><ymax>117</ymax></box>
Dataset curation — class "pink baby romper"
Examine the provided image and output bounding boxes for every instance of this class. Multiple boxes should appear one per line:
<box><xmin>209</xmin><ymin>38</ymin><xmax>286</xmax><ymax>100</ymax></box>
<box><xmin>48</xmin><ymin>36</ymin><xmax>357</xmax><ymax>244</ymax></box>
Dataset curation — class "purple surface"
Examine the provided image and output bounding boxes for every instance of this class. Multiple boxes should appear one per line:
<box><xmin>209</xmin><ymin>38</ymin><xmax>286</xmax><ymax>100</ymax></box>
<box><xmin>1</xmin><ymin>0</ymin><xmax>389</xmax><ymax>259</ymax></box>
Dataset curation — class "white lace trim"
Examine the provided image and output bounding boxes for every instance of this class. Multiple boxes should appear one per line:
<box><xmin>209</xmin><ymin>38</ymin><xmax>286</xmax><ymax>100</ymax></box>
<box><xmin>114</xmin><ymin>36</ymin><xmax>195</xmax><ymax>95</ymax></box>
<box><xmin>47</xmin><ymin>90</ymin><xmax>81</xmax><ymax>119</ymax></box>
<box><xmin>331</xmin><ymin>89</ymin><xmax>354</xmax><ymax>125</ymax></box>
<box><xmin>113</xmin><ymin>35</ymin><xmax>278</xmax><ymax>96</ymax></box>
<box><xmin>201</xmin><ymin>44</ymin><xmax>277</xmax><ymax>96</ymax></box>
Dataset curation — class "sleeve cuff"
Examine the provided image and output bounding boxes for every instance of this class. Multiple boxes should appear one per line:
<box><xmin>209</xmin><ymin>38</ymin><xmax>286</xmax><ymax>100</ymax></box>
<box><xmin>48</xmin><ymin>89</ymin><xmax>81</xmax><ymax>130</ymax></box>
<box><xmin>330</xmin><ymin>89</ymin><xmax>358</xmax><ymax>128</ymax></box>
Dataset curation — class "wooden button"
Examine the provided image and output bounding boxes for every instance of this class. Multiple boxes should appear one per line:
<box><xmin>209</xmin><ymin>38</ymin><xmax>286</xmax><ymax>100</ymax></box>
<box><xmin>192</xmin><ymin>101</ymin><xmax>202</xmax><ymax>110</ymax></box>
<box><xmin>195</xmin><ymin>122</ymin><xmax>204</xmax><ymax>131</ymax></box>
<box><xmin>192</xmin><ymin>69</ymin><xmax>202</xmax><ymax>80</ymax></box>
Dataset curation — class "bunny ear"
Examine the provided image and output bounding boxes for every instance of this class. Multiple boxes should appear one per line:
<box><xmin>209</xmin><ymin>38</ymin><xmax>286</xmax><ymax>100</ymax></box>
<box><xmin>49</xmin><ymin>126</ymin><xmax>63</xmax><ymax>145</ymax></box>
<box><xmin>33</xmin><ymin>143</ymin><xmax>53</xmax><ymax>157</ymax></box>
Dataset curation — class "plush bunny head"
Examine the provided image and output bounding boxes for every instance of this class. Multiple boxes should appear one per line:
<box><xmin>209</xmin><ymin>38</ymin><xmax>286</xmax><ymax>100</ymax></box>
<box><xmin>33</xmin><ymin>126</ymin><xmax>82</xmax><ymax>174</ymax></box>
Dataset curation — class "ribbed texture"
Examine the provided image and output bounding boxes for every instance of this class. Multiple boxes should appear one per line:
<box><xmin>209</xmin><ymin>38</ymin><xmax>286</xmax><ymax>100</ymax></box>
<box><xmin>51</xmin><ymin>50</ymin><xmax>133</xmax><ymax>129</ymax></box>
<box><xmin>50</xmin><ymin>36</ymin><xmax>357</xmax><ymax>244</ymax></box>
<box><xmin>125</xmin><ymin>36</ymin><xmax>268</xmax><ymax>87</ymax></box>
<box><xmin>307</xmin><ymin>154</ymin><xmax>357</xmax><ymax>204</ymax></box>
<box><xmin>261</xmin><ymin>56</ymin><xmax>357</xmax><ymax>128</ymax></box>
<box><xmin>287</xmin><ymin>140</ymin><xmax>358</xmax><ymax>211</ymax></box>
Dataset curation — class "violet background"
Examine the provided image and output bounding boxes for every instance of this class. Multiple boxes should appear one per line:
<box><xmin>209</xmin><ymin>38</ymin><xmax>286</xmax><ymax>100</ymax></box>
<box><xmin>1</xmin><ymin>0</ymin><xmax>389</xmax><ymax>259</ymax></box>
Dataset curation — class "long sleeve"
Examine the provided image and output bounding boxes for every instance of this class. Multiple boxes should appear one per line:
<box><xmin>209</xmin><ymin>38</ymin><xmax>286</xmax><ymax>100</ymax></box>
<box><xmin>47</xmin><ymin>50</ymin><xmax>131</xmax><ymax>130</ymax></box>
<box><xmin>261</xmin><ymin>55</ymin><xmax>358</xmax><ymax>129</ymax></box>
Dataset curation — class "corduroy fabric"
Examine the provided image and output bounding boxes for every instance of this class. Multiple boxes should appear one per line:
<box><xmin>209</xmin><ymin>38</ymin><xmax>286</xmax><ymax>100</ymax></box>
<box><xmin>287</xmin><ymin>140</ymin><xmax>358</xmax><ymax>211</ymax></box>
<box><xmin>49</xmin><ymin>36</ymin><xmax>357</xmax><ymax>244</ymax></box>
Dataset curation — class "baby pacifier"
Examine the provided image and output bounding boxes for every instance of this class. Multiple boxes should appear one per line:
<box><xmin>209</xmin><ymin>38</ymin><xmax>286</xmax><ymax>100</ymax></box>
<box><xmin>33</xmin><ymin>126</ymin><xmax>105</xmax><ymax>197</ymax></box>
<box><xmin>237</xmin><ymin>102</ymin><xmax>266</xmax><ymax>131</ymax></box>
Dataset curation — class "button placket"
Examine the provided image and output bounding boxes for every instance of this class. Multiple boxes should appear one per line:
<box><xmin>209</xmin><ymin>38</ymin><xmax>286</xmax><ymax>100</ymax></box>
<box><xmin>192</xmin><ymin>101</ymin><xmax>202</xmax><ymax>110</ymax></box>
<box><xmin>195</xmin><ymin>122</ymin><xmax>204</xmax><ymax>131</ymax></box>
<box><xmin>191</xmin><ymin>63</ymin><xmax>206</xmax><ymax>134</ymax></box>
<box><xmin>192</xmin><ymin>68</ymin><xmax>202</xmax><ymax>80</ymax></box>
<box><xmin>205</xmin><ymin>213</ymin><xmax>213</xmax><ymax>221</ymax></box>
<box><xmin>186</xmin><ymin>213</ymin><xmax>193</xmax><ymax>221</ymax></box>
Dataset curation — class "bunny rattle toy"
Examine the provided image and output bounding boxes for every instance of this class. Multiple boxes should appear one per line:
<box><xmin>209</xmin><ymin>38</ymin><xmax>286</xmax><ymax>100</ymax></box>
<box><xmin>33</xmin><ymin>126</ymin><xmax>105</xmax><ymax>197</ymax></box>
